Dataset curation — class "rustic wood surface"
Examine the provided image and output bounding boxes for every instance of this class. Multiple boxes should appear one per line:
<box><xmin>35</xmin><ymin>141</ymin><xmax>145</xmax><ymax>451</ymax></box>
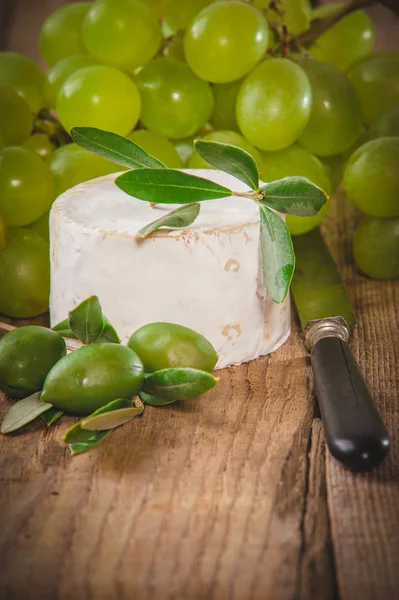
<box><xmin>0</xmin><ymin>2</ymin><xmax>398</xmax><ymax>599</ymax></box>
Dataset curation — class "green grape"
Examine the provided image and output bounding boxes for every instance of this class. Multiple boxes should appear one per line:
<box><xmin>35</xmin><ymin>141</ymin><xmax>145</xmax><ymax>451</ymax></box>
<box><xmin>0</xmin><ymin>228</ymin><xmax>50</xmax><ymax>318</ymax></box>
<box><xmin>128</xmin><ymin>130</ymin><xmax>182</xmax><ymax>168</ymax></box>
<box><xmin>298</xmin><ymin>59</ymin><xmax>363</xmax><ymax>157</ymax></box>
<box><xmin>347</xmin><ymin>52</ymin><xmax>399</xmax><ymax>123</ymax></box>
<box><xmin>210</xmin><ymin>79</ymin><xmax>242</xmax><ymax>132</ymax></box>
<box><xmin>49</xmin><ymin>143</ymin><xmax>123</xmax><ymax>199</ymax></box>
<box><xmin>136</xmin><ymin>58</ymin><xmax>213</xmax><ymax>139</ymax></box>
<box><xmin>353</xmin><ymin>215</ymin><xmax>399</xmax><ymax>280</ymax></box>
<box><xmin>145</xmin><ymin>0</ymin><xmax>172</xmax><ymax>18</ymax></box>
<box><xmin>39</xmin><ymin>3</ymin><xmax>91</xmax><ymax>67</ymax></box>
<box><xmin>310</xmin><ymin>10</ymin><xmax>375</xmax><ymax>72</ymax></box>
<box><xmin>0</xmin><ymin>52</ymin><xmax>45</xmax><ymax>113</ymax></box>
<box><xmin>44</xmin><ymin>54</ymin><xmax>100</xmax><ymax>108</ymax></box>
<box><xmin>311</xmin><ymin>1</ymin><xmax>344</xmax><ymax>19</ymax></box>
<box><xmin>173</xmin><ymin>136</ymin><xmax>196</xmax><ymax>166</ymax></box>
<box><xmin>0</xmin><ymin>214</ymin><xmax>5</xmax><ymax>251</ymax></box>
<box><xmin>25</xmin><ymin>211</ymin><xmax>50</xmax><ymax>242</ymax></box>
<box><xmin>57</xmin><ymin>66</ymin><xmax>141</xmax><ymax>136</ymax></box>
<box><xmin>82</xmin><ymin>0</ymin><xmax>162</xmax><ymax>72</ymax></box>
<box><xmin>236</xmin><ymin>58</ymin><xmax>312</xmax><ymax>151</ymax></box>
<box><xmin>163</xmin><ymin>33</ymin><xmax>186</xmax><ymax>62</ymax></box>
<box><xmin>165</xmin><ymin>0</ymin><xmax>214</xmax><ymax>32</ymax></box>
<box><xmin>319</xmin><ymin>154</ymin><xmax>344</xmax><ymax>192</ymax></box>
<box><xmin>0</xmin><ymin>133</ymin><xmax>3</xmax><ymax>150</ymax></box>
<box><xmin>267</xmin><ymin>0</ymin><xmax>312</xmax><ymax>36</ymax></box>
<box><xmin>188</xmin><ymin>130</ymin><xmax>263</xmax><ymax>172</ymax></box>
<box><xmin>184</xmin><ymin>1</ymin><xmax>269</xmax><ymax>83</ymax></box>
<box><xmin>0</xmin><ymin>87</ymin><xmax>33</xmax><ymax>146</ymax></box>
<box><xmin>343</xmin><ymin>137</ymin><xmax>399</xmax><ymax>217</ymax></box>
<box><xmin>0</xmin><ymin>147</ymin><xmax>54</xmax><ymax>227</ymax></box>
<box><xmin>362</xmin><ymin>106</ymin><xmax>399</xmax><ymax>144</ymax></box>
<box><xmin>21</xmin><ymin>134</ymin><xmax>55</xmax><ymax>161</ymax></box>
<box><xmin>259</xmin><ymin>144</ymin><xmax>331</xmax><ymax>235</ymax></box>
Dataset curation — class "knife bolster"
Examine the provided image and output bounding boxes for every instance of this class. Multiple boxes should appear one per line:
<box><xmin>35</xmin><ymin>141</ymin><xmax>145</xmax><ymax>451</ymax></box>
<box><xmin>305</xmin><ymin>316</ymin><xmax>350</xmax><ymax>352</ymax></box>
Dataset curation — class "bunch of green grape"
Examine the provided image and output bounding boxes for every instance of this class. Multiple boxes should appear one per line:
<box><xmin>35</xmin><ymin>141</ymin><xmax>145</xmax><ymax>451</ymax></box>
<box><xmin>0</xmin><ymin>0</ymin><xmax>398</xmax><ymax>319</ymax></box>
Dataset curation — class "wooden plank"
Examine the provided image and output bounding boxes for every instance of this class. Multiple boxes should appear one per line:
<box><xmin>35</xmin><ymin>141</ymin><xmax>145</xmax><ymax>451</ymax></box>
<box><xmin>0</xmin><ymin>326</ymin><xmax>321</xmax><ymax>600</ymax></box>
<box><xmin>323</xmin><ymin>191</ymin><xmax>399</xmax><ymax>600</ymax></box>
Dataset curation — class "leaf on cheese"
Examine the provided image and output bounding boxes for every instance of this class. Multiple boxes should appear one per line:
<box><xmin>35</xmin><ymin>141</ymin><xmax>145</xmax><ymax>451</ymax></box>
<box><xmin>137</xmin><ymin>203</ymin><xmax>201</xmax><ymax>238</ymax></box>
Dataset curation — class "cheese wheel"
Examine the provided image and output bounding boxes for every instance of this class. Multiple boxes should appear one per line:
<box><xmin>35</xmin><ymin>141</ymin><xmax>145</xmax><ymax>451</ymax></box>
<box><xmin>50</xmin><ymin>169</ymin><xmax>290</xmax><ymax>369</ymax></box>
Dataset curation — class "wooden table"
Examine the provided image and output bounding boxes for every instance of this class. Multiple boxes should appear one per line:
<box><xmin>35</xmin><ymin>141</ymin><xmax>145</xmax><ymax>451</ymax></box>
<box><xmin>1</xmin><ymin>2</ymin><xmax>398</xmax><ymax>599</ymax></box>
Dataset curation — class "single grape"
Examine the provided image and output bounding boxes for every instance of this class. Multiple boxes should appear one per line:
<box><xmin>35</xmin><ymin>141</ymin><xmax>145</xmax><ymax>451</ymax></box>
<box><xmin>25</xmin><ymin>210</ymin><xmax>50</xmax><ymax>241</ymax></box>
<box><xmin>0</xmin><ymin>214</ymin><xmax>5</xmax><ymax>251</ymax></box>
<box><xmin>83</xmin><ymin>0</ymin><xmax>161</xmax><ymax>72</ymax></box>
<box><xmin>347</xmin><ymin>52</ymin><xmax>399</xmax><ymax>123</ymax></box>
<box><xmin>165</xmin><ymin>0</ymin><xmax>214</xmax><ymax>32</ymax></box>
<box><xmin>343</xmin><ymin>137</ymin><xmax>399</xmax><ymax>217</ymax></box>
<box><xmin>21</xmin><ymin>134</ymin><xmax>55</xmax><ymax>161</ymax></box>
<box><xmin>362</xmin><ymin>106</ymin><xmax>399</xmax><ymax>144</ymax></box>
<box><xmin>39</xmin><ymin>3</ymin><xmax>91</xmax><ymax>67</ymax></box>
<box><xmin>0</xmin><ymin>228</ymin><xmax>50</xmax><ymax>318</ymax></box>
<box><xmin>188</xmin><ymin>130</ymin><xmax>263</xmax><ymax>172</ymax></box>
<box><xmin>128</xmin><ymin>130</ymin><xmax>182</xmax><ymax>168</ymax></box>
<box><xmin>264</xmin><ymin>0</ymin><xmax>312</xmax><ymax>36</ymax></box>
<box><xmin>44</xmin><ymin>54</ymin><xmax>100</xmax><ymax>108</ymax></box>
<box><xmin>353</xmin><ymin>215</ymin><xmax>399</xmax><ymax>280</ymax></box>
<box><xmin>236</xmin><ymin>58</ymin><xmax>312</xmax><ymax>151</ymax></box>
<box><xmin>259</xmin><ymin>144</ymin><xmax>331</xmax><ymax>235</ymax></box>
<box><xmin>310</xmin><ymin>10</ymin><xmax>374</xmax><ymax>72</ymax></box>
<box><xmin>136</xmin><ymin>58</ymin><xmax>213</xmax><ymax>139</ymax></box>
<box><xmin>298</xmin><ymin>58</ymin><xmax>363</xmax><ymax>157</ymax></box>
<box><xmin>184</xmin><ymin>1</ymin><xmax>269</xmax><ymax>83</ymax></box>
<box><xmin>0</xmin><ymin>147</ymin><xmax>54</xmax><ymax>227</ymax></box>
<box><xmin>0</xmin><ymin>52</ymin><xmax>45</xmax><ymax>113</ymax></box>
<box><xmin>0</xmin><ymin>87</ymin><xmax>33</xmax><ymax>146</ymax></box>
<box><xmin>49</xmin><ymin>143</ymin><xmax>123</xmax><ymax>199</ymax></box>
<box><xmin>173</xmin><ymin>136</ymin><xmax>196</xmax><ymax>166</ymax></box>
<box><xmin>210</xmin><ymin>79</ymin><xmax>242</xmax><ymax>132</ymax></box>
<box><xmin>56</xmin><ymin>65</ymin><xmax>141</xmax><ymax>136</ymax></box>
<box><xmin>319</xmin><ymin>154</ymin><xmax>344</xmax><ymax>193</ymax></box>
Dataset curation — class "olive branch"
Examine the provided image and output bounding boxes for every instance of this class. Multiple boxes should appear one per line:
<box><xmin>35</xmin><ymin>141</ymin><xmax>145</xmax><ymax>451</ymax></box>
<box><xmin>71</xmin><ymin>127</ymin><xmax>328</xmax><ymax>304</ymax></box>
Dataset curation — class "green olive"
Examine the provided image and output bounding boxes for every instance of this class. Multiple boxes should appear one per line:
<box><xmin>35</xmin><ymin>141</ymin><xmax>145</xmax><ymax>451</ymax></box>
<box><xmin>353</xmin><ymin>215</ymin><xmax>399</xmax><ymax>280</ymax></box>
<box><xmin>128</xmin><ymin>322</ymin><xmax>218</xmax><ymax>373</ymax></box>
<box><xmin>0</xmin><ymin>325</ymin><xmax>66</xmax><ymax>399</ymax></box>
<box><xmin>41</xmin><ymin>344</ymin><xmax>144</xmax><ymax>415</ymax></box>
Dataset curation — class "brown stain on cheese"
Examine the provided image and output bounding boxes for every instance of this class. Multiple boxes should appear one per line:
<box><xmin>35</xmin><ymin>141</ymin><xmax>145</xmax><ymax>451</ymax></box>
<box><xmin>224</xmin><ymin>259</ymin><xmax>240</xmax><ymax>273</ymax></box>
<box><xmin>222</xmin><ymin>324</ymin><xmax>242</xmax><ymax>341</ymax></box>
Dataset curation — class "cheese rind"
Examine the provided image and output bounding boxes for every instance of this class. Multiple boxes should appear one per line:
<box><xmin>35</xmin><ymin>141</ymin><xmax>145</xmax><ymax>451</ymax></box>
<box><xmin>50</xmin><ymin>169</ymin><xmax>290</xmax><ymax>369</ymax></box>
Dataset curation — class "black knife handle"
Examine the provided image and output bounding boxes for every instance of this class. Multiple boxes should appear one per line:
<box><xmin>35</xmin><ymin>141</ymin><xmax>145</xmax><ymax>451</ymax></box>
<box><xmin>311</xmin><ymin>336</ymin><xmax>390</xmax><ymax>472</ymax></box>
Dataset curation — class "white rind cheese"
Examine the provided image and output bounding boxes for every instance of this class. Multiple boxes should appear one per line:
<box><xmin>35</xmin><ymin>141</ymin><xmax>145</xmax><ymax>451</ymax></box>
<box><xmin>50</xmin><ymin>169</ymin><xmax>290</xmax><ymax>369</ymax></box>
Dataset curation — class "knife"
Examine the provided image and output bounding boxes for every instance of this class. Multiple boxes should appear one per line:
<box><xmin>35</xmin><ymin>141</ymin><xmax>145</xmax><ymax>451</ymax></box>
<box><xmin>291</xmin><ymin>228</ymin><xmax>390</xmax><ymax>472</ymax></box>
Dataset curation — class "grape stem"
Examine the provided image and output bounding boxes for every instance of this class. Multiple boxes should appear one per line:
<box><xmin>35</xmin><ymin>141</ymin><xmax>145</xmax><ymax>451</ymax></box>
<box><xmin>297</xmin><ymin>0</ymin><xmax>380</xmax><ymax>46</ymax></box>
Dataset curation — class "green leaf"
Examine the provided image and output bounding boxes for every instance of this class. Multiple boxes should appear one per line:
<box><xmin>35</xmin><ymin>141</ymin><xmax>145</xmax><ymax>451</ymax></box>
<box><xmin>1</xmin><ymin>393</ymin><xmax>53</xmax><ymax>434</ymax></box>
<box><xmin>260</xmin><ymin>176</ymin><xmax>328</xmax><ymax>216</ymax></box>
<box><xmin>137</xmin><ymin>203</ymin><xmax>201</xmax><ymax>239</ymax></box>
<box><xmin>95</xmin><ymin>316</ymin><xmax>120</xmax><ymax>344</ymax></box>
<box><xmin>41</xmin><ymin>407</ymin><xmax>64</xmax><ymax>426</ymax></box>
<box><xmin>52</xmin><ymin>319</ymin><xmax>77</xmax><ymax>339</ymax></box>
<box><xmin>139</xmin><ymin>391</ymin><xmax>177</xmax><ymax>406</ymax></box>
<box><xmin>116</xmin><ymin>169</ymin><xmax>232</xmax><ymax>204</ymax></box>
<box><xmin>81</xmin><ymin>397</ymin><xmax>144</xmax><ymax>431</ymax></box>
<box><xmin>259</xmin><ymin>204</ymin><xmax>295</xmax><ymax>304</ymax></box>
<box><xmin>195</xmin><ymin>140</ymin><xmax>259</xmax><ymax>191</ymax></box>
<box><xmin>52</xmin><ymin>314</ymin><xmax>120</xmax><ymax>344</ymax></box>
<box><xmin>68</xmin><ymin>432</ymin><xmax>112</xmax><ymax>455</ymax></box>
<box><xmin>143</xmin><ymin>368</ymin><xmax>218</xmax><ymax>401</ymax></box>
<box><xmin>71</xmin><ymin>127</ymin><xmax>166</xmax><ymax>170</ymax></box>
<box><xmin>68</xmin><ymin>295</ymin><xmax>104</xmax><ymax>345</ymax></box>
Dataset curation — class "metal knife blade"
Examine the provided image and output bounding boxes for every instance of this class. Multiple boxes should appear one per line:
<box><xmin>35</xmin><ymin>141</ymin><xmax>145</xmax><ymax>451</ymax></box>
<box><xmin>291</xmin><ymin>228</ymin><xmax>355</xmax><ymax>331</ymax></box>
<box><xmin>291</xmin><ymin>228</ymin><xmax>390</xmax><ymax>472</ymax></box>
